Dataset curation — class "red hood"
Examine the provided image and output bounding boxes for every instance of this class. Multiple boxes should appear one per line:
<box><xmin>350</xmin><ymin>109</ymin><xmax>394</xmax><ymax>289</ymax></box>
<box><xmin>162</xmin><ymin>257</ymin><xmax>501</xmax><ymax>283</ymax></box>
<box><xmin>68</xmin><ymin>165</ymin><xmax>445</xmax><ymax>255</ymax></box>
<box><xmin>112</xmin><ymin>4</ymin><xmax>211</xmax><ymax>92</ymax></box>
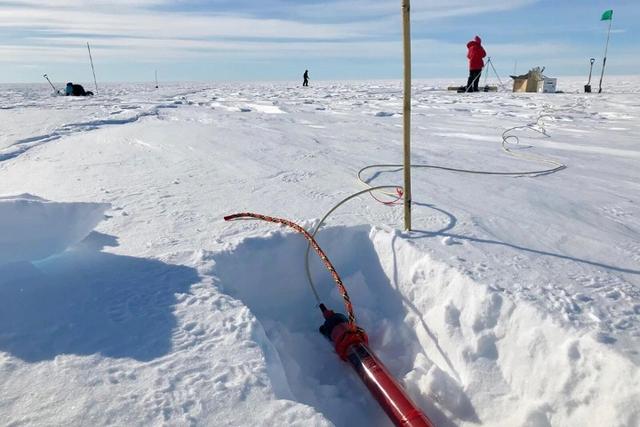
<box><xmin>468</xmin><ymin>36</ymin><xmax>482</xmax><ymax>48</ymax></box>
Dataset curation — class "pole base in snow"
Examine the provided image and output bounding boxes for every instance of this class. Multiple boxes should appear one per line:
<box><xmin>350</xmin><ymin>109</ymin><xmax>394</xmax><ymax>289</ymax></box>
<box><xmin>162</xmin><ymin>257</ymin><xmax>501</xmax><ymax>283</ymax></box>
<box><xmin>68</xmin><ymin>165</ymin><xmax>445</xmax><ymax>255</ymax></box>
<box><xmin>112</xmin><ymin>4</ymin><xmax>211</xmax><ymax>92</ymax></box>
<box><xmin>584</xmin><ymin>85</ymin><xmax>592</xmax><ymax>93</ymax></box>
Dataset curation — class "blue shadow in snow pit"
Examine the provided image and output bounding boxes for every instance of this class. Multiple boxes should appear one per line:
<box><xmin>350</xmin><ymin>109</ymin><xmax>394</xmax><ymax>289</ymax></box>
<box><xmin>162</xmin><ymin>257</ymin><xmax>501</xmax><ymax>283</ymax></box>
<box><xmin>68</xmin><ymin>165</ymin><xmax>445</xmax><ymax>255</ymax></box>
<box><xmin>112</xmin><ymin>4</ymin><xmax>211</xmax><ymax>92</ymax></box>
<box><xmin>0</xmin><ymin>233</ymin><xmax>199</xmax><ymax>362</ymax></box>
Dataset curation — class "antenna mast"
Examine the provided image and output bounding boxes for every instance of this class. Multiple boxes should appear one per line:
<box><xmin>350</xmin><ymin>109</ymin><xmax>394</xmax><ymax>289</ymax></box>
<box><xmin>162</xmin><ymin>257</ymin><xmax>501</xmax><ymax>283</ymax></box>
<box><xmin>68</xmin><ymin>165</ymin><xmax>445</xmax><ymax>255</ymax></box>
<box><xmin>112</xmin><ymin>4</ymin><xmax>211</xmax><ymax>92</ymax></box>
<box><xmin>87</xmin><ymin>42</ymin><xmax>98</xmax><ymax>95</ymax></box>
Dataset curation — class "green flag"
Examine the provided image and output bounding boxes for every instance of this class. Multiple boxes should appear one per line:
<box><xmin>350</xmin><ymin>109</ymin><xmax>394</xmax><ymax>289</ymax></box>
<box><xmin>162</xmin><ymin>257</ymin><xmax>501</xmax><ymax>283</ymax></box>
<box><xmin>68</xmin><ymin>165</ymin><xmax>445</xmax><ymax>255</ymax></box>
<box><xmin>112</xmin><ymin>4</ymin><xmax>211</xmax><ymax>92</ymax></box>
<box><xmin>601</xmin><ymin>9</ymin><xmax>613</xmax><ymax>21</ymax></box>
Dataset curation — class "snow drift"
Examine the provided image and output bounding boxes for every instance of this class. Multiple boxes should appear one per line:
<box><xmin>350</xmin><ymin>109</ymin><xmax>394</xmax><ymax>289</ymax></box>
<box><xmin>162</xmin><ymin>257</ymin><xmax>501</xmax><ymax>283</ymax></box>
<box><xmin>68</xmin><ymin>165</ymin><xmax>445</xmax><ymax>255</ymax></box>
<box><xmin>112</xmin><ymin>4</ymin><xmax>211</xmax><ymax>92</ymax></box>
<box><xmin>0</xmin><ymin>194</ymin><xmax>109</xmax><ymax>265</ymax></box>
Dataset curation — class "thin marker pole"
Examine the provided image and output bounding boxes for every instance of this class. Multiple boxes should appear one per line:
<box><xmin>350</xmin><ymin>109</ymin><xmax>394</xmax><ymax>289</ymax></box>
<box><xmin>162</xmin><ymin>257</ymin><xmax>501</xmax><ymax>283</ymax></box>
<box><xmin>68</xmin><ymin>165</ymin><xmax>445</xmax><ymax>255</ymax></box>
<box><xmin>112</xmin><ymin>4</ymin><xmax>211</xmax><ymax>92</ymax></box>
<box><xmin>488</xmin><ymin>58</ymin><xmax>504</xmax><ymax>86</ymax></box>
<box><xmin>87</xmin><ymin>42</ymin><xmax>98</xmax><ymax>95</ymax></box>
<box><xmin>598</xmin><ymin>15</ymin><xmax>612</xmax><ymax>94</ymax></box>
<box><xmin>401</xmin><ymin>0</ymin><xmax>412</xmax><ymax>231</ymax></box>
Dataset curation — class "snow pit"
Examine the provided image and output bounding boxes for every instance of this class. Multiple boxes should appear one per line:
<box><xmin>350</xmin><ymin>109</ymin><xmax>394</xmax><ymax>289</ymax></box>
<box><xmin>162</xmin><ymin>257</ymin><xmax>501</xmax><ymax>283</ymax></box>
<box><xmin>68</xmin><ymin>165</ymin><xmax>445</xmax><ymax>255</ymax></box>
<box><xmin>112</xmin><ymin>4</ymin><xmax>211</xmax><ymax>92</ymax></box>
<box><xmin>209</xmin><ymin>225</ymin><xmax>639</xmax><ymax>427</ymax></box>
<box><xmin>0</xmin><ymin>193</ymin><xmax>110</xmax><ymax>265</ymax></box>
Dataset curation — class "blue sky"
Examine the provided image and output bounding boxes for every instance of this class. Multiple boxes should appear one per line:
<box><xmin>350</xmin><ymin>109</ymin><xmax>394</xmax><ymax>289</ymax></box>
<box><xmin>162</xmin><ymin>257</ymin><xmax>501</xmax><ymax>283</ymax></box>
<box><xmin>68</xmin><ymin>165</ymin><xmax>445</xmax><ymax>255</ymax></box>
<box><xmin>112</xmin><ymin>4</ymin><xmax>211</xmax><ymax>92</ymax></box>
<box><xmin>0</xmin><ymin>0</ymin><xmax>637</xmax><ymax>83</ymax></box>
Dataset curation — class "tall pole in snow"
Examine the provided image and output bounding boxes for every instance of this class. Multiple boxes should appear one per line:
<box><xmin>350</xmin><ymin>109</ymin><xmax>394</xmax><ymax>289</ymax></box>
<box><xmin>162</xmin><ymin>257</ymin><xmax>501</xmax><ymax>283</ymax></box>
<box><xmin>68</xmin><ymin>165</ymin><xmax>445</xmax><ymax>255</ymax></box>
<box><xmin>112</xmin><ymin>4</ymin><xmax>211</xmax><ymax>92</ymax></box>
<box><xmin>87</xmin><ymin>42</ymin><xmax>98</xmax><ymax>95</ymax></box>
<box><xmin>401</xmin><ymin>0</ymin><xmax>412</xmax><ymax>231</ymax></box>
<box><xmin>598</xmin><ymin>12</ymin><xmax>613</xmax><ymax>93</ymax></box>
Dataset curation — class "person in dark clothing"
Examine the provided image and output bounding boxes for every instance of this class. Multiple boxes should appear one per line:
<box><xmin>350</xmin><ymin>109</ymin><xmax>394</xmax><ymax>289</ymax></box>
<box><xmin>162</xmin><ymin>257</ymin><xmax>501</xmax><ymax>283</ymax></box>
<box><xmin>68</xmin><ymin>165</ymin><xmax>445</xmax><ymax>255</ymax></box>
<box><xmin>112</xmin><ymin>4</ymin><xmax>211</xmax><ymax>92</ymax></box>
<box><xmin>466</xmin><ymin>36</ymin><xmax>486</xmax><ymax>92</ymax></box>
<box><xmin>303</xmin><ymin>70</ymin><xmax>309</xmax><ymax>87</ymax></box>
<box><xmin>467</xmin><ymin>69</ymin><xmax>482</xmax><ymax>93</ymax></box>
<box><xmin>65</xmin><ymin>82</ymin><xmax>93</xmax><ymax>96</ymax></box>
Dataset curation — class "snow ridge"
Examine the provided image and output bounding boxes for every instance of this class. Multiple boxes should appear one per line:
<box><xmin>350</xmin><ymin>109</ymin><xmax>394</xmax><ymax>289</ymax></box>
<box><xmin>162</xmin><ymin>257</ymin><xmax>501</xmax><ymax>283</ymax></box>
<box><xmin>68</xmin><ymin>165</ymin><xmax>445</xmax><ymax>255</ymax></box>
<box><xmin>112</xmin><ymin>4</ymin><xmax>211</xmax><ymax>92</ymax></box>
<box><xmin>0</xmin><ymin>193</ymin><xmax>109</xmax><ymax>265</ymax></box>
<box><xmin>0</xmin><ymin>104</ymin><xmax>178</xmax><ymax>162</ymax></box>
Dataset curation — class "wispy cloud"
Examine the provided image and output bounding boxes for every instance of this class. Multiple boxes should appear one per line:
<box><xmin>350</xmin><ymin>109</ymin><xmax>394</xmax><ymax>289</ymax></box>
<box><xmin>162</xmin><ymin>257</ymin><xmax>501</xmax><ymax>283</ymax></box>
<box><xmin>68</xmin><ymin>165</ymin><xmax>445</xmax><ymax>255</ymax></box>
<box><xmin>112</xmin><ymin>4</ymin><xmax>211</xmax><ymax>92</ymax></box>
<box><xmin>0</xmin><ymin>0</ymin><xmax>637</xmax><ymax>81</ymax></box>
<box><xmin>1</xmin><ymin>0</ymin><xmax>541</xmax><ymax>62</ymax></box>
<box><xmin>0</xmin><ymin>8</ymin><xmax>366</xmax><ymax>40</ymax></box>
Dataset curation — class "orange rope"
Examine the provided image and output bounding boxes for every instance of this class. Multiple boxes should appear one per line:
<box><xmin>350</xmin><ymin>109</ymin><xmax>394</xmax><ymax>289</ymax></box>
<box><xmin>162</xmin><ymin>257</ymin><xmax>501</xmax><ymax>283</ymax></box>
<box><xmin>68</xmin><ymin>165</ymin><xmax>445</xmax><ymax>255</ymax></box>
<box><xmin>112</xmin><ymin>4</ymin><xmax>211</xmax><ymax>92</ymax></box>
<box><xmin>369</xmin><ymin>187</ymin><xmax>404</xmax><ymax>206</ymax></box>
<box><xmin>224</xmin><ymin>212</ymin><xmax>358</xmax><ymax>330</ymax></box>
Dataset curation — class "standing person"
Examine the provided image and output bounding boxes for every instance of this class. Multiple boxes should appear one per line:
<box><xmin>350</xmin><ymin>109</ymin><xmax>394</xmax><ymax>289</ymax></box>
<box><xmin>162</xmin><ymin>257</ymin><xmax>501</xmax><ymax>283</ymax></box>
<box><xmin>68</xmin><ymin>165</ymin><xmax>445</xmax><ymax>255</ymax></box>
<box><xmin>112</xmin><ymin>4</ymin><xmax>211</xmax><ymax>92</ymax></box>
<box><xmin>466</xmin><ymin>36</ymin><xmax>486</xmax><ymax>92</ymax></box>
<box><xmin>303</xmin><ymin>69</ymin><xmax>309</xmax><ymax>87</ymax></box>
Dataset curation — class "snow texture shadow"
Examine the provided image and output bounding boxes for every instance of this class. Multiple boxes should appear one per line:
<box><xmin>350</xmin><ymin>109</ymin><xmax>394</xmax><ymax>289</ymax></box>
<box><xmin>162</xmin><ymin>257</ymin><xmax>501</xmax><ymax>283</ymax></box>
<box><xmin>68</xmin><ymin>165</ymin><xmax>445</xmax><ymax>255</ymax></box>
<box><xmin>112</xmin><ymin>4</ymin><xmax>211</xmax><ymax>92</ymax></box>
<box><xmin>412</xmin><ymin>200</ymin><xmax>640</xmax><ymax>275</ymax></box>
<box><xmin>210</xmin><ymin>225</ymin><xmax>475</xmax><ymax>427</ymax></box>
<box><xmin>0</xmin><ymin>232</ymin><xmax>199</xmax><ymax>363</ymax></box>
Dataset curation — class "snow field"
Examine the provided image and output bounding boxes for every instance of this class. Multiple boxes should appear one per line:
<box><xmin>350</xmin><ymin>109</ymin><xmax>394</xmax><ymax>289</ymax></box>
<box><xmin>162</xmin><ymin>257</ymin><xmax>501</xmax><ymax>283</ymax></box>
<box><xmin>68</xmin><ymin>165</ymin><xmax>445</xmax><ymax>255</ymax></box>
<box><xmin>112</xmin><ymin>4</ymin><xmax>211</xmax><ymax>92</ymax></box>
<box><xmin>0</xmin><ymin>77</ymin><xmax>639</xmax><ymax>426</ymax></box>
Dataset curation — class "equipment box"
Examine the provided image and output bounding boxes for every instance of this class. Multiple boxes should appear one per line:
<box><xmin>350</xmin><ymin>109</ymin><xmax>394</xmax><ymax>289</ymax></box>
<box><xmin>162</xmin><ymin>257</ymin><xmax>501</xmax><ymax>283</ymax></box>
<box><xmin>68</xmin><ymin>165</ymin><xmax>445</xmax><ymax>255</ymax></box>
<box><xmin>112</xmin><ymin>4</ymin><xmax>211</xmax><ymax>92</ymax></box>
<box><xmin>512</xmin><ymin>78</ymin><xmax>528</xmax><ymax>92</ymax></box>
<box><xmin>538</xmin><ymin>78</ymin><xmax>557</xmax><ymax>93</ymax></box>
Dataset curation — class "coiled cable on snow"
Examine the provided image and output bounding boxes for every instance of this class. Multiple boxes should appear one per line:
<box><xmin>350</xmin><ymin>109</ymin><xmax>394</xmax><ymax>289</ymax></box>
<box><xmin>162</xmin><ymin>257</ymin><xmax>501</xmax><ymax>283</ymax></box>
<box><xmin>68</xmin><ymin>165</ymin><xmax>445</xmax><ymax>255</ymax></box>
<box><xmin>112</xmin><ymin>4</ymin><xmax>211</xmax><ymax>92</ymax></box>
<box><xmin>304</xmin><ymin>113</ymin><xmax>566</xmax><ymax>300</ymax></box>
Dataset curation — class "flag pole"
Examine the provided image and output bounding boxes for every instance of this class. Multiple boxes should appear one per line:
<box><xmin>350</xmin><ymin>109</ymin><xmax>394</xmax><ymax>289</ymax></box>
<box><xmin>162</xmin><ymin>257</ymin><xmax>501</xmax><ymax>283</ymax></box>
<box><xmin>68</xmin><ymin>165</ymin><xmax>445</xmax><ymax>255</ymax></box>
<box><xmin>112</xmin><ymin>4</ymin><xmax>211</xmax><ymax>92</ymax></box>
<box><xmin>87</xmin><ymin>42</ymin><xmax>98</xmax><ymax>95</ymax></box>
<box><xmin>598</xmin><ymin>13</ymin><xmax>613</xmax><ymax>94</ymax></box>
<box><xmin>401</xmin><ymin>0</ymin><xmax>412</xmax><ymax>231</ymax></box>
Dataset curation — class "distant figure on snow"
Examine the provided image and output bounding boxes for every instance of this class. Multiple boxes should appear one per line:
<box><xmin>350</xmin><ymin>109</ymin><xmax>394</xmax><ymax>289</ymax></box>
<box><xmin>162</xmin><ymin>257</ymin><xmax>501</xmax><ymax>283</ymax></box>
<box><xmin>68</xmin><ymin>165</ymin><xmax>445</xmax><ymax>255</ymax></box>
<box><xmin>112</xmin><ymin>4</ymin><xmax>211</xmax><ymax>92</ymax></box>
<box><xmin>303</xmin><ymin>70</ymin><xmax>309</xmax><ymax>87</ymax></box>
<box><xmin>65</xmin><ymin>82</ymin><xmax>93</xmax><ymax>96</ymax></box>
<box><xmin>466</xmin><ymin>36</ymin><xmax>486</xmax><ymax>92</ymax></box>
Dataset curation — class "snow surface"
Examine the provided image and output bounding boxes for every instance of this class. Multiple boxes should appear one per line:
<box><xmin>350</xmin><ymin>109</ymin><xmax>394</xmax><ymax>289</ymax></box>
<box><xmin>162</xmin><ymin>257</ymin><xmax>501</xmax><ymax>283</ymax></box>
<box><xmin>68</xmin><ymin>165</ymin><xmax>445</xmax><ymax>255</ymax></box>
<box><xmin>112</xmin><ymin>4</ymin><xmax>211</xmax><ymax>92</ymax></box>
<box><xmin>0</xmin><ymin>77</ymin><xmax>639</xmax><ymax>426</ymax></box>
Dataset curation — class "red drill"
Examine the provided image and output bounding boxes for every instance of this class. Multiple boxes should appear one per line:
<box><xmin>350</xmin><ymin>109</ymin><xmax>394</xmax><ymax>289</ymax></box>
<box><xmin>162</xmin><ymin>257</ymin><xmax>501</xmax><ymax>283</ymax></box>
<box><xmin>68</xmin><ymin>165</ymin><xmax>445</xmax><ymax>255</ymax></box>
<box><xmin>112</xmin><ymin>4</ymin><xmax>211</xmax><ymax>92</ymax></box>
<box><xmin>319</xmin><ymin>304</ymin><xmax>435</xmax><ymax>427</ymax></box>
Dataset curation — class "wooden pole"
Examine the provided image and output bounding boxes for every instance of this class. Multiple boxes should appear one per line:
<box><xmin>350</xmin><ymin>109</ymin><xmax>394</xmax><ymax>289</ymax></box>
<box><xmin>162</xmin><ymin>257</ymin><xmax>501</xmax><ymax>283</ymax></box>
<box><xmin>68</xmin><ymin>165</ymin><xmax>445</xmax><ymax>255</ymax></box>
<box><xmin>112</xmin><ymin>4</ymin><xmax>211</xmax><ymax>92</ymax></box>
<box><xmin>401</xmin><ymin>0</ymin><xmax>412</xmax><ymax>231</ymax></box>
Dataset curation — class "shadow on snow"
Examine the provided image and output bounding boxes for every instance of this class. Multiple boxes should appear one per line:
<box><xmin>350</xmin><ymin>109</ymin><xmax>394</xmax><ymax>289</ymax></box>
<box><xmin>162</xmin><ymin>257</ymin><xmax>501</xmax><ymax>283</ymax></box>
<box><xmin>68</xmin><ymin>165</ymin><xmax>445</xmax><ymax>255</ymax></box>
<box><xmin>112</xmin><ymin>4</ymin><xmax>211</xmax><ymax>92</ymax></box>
<box><xmin>0</xmin><ymin>232</ymin><xmax>199</xmax><ymax>362</ymax></box>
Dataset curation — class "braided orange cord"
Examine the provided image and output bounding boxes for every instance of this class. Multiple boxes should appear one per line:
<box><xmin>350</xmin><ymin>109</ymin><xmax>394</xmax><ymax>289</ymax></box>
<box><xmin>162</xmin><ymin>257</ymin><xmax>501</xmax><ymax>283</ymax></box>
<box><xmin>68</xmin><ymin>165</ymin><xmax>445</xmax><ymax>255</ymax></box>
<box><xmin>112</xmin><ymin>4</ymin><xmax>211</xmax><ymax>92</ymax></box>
<box><xmin>369</xmin><ymin>186</ymin><xmax>404</xmax><ymax>206</ymax></box>
<box><xmin>224</xmin><ymin>212</ymin><xmax>358</xmax><ymax>330</ymax></box>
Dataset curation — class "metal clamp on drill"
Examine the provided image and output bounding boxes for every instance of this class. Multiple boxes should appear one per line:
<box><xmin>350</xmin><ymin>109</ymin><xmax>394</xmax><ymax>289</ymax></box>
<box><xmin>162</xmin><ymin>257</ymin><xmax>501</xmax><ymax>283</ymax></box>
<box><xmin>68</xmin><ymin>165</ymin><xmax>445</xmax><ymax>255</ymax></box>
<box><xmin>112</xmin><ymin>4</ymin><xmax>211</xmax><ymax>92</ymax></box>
<box><xmin>319</xmin><ymin>303</ymin><xmax>368</xmax><ymax>360</ymax></box>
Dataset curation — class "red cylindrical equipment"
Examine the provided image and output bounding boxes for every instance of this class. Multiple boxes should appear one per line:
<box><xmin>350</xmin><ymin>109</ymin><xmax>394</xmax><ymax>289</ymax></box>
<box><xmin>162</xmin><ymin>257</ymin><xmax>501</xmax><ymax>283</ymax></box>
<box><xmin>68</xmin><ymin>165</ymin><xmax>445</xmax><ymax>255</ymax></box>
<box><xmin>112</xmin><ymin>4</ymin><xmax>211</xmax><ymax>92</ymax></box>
<box><xmin>319</xmin><ymin>305</ymin><xmax>434</xmax><ymax>427</ymax></box>
<box><xmin>346</xmin><ymin>342</ymin><xmax>434</xmax><ymax>427</ymax></box>
<box><xmin>223</xmin><ymin>214</ymin><xmax>434</xmax><ymax>426</ymax></box>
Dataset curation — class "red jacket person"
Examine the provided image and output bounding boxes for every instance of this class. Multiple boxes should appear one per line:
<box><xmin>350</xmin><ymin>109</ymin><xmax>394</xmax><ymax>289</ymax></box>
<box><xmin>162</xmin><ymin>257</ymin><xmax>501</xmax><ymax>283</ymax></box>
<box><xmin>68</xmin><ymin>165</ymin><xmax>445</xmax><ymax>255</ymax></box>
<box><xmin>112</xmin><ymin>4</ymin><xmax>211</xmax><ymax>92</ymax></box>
<box><xmin>466</xmin><ymin>36</ymin><xmax>486</xmax><ymax>92</ymax></box>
